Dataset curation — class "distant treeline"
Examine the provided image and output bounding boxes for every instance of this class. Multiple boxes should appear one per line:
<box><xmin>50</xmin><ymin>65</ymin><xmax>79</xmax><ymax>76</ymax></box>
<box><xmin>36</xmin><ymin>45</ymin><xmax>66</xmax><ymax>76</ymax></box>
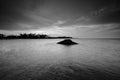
<box><xmin>0</xmin><ymin>33</ymin><xmax>72</xmax><ymax>39</ymax></box>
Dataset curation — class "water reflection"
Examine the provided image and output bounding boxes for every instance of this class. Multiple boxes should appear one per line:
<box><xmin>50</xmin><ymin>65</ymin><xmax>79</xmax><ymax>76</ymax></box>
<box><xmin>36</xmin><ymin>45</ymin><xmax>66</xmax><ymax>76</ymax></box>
<box><xmin>0</xmin><ymin>39</ymin><xmax>120</xmax><ymax>80</ymax></box>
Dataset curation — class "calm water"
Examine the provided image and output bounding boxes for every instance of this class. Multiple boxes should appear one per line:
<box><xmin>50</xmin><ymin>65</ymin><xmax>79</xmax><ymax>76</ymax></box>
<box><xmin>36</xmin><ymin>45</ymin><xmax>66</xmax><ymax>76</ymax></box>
<box><xmin>0</xmin><ymin>39</ymin><xmax>120</xmax><ymax>80</ymax></box>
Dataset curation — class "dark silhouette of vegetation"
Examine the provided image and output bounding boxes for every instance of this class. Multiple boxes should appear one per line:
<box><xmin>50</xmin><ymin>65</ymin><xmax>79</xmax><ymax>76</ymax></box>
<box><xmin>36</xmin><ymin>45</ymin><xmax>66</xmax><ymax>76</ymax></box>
<box><xmin>0</xmin><ymin>33</ymin><xmax>72</xmax><ymax>39</ymax></box>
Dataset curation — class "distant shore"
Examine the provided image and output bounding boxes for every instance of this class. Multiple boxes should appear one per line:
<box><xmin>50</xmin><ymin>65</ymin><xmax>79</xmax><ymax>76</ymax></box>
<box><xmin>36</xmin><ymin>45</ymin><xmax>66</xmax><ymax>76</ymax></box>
<box><xmin>0</xmin><ymin>33</ymin><xmax>72</xmax><ymax>40</ymax></box>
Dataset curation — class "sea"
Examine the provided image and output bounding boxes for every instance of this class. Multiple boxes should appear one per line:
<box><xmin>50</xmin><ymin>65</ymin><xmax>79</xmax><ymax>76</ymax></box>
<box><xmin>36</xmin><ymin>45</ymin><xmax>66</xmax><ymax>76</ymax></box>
<box><xmin>0</xmin><ymin>39</ymin><xmax>120</xmax><ymax>80</ymax></box>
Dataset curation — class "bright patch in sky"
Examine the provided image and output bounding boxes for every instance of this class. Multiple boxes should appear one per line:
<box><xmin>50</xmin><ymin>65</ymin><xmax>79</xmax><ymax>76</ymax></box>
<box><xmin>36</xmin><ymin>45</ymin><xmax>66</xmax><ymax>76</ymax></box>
<box><xmin>0</xmin><ymin>0</ymin><xmax>120</xmax><ymax>38</ymax></box>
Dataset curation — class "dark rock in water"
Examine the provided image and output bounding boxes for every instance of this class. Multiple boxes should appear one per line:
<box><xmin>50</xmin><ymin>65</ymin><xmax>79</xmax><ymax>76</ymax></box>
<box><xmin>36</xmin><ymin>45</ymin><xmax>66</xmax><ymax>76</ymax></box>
<box><xmin>57</xmin><ymin>39</ymin><xmax>78</xmax><ymax>45</ymax></box>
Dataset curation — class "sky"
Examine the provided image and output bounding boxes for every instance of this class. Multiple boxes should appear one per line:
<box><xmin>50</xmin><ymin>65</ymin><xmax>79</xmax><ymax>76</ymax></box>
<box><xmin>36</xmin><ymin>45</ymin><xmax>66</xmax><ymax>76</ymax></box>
<box><xmin>0</xmin><ymin>0</ymin><xmax>120</xmax><ymax>38</ymax></box>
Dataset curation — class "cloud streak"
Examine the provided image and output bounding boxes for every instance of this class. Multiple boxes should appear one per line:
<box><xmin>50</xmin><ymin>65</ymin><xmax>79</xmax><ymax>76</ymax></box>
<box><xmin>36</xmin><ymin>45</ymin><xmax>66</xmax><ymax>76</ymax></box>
<box><xmin>0</xmin><ymin>0</ymin><xmax>120</xmax><ymax>38</ymax></box>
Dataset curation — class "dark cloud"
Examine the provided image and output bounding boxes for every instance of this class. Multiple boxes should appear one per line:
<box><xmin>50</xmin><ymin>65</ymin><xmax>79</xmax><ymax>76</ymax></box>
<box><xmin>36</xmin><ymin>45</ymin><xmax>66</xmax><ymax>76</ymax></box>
<box><xmin>0</xmin><ymin>0</ymin><xmax>120</xmax><ymax>30</ymax></box>
<box><xmin>90</xmin><ymin>2</ymin><xmax>120</xmax><ymax>24</ymax></box>
<box><xmin>0</xmin><ymin>0</ymin><xmax>46</xmax><ymax>30</ymax></box>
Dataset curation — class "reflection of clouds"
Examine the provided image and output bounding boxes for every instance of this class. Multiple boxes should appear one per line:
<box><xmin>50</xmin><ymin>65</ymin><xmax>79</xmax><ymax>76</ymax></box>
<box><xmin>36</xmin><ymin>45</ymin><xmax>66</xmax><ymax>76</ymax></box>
<box><xmin>0</xmin><ymin>47</ymin><xmax>20</xmax><ymax>53</ymax></box>
<box><xmin>0</xmin><ymin>48</ymin><xmax>14</xmax><ymax>54</ymax></box>
<box><xmin>0</xmin><ymin>40</ymin><xmax>120</xmax><ymax>72</ymax></box>
<box><xmin>0</xmin><ymin>40</ymin><xmax>120</xmax><ymax>80</ymax></box>
<box><xmin>0</xmin><ymin>48</ymin><xmax>19</xmax><ymax>61</ymax></box>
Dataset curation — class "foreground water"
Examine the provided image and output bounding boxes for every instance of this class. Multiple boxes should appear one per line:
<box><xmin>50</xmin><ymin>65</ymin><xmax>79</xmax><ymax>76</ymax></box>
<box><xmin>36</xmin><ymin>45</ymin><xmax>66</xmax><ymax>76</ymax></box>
<box><xmin>0</xmin><ymin>39</ymin><xmax>120</xmax><ymax>80</ymax></box>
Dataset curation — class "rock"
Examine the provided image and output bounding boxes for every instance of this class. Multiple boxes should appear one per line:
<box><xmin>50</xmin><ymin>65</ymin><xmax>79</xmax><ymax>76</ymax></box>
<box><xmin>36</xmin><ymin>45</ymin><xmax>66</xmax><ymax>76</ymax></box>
<box><xmin>57</xmin><ymin>39</ymin><xmax>78</xmax><ymax>45</ymax></box>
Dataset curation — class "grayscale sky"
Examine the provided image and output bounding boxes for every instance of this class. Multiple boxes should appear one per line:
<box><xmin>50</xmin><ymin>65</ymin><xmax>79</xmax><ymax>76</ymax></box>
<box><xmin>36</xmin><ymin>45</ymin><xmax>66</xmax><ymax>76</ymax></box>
<box><xmin>0</xmin><ymin>0</ymin><xmax>120</xmax><ymax>38</ymax></box>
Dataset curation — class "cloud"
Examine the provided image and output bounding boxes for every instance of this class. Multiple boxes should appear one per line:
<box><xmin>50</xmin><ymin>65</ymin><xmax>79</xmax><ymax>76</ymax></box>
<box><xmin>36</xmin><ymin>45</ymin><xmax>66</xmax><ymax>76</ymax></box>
<box><xmin>92</xmin><ymin>4</ymin><xmax>120</xmax><ymax>17</ymax></box>
<box><xmin>0</xmin><ymin>0</ymin><xmax>120</xmax><ymax>39</ymax></box>
<box><xmin>0</xmin><ymin>0</ymin><xmax>47</xmax><ymax>30</ymax></box>
<box><xmin>90</xmin><ymin>3</ymin><xmax>120</xmax><ymax>24</ymax></box>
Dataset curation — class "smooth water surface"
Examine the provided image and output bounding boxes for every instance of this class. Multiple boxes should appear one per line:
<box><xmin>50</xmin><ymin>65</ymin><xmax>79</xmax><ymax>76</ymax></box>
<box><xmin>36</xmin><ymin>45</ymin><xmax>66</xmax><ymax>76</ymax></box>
<box><xmin>0</xmin><ymin>39</ymin><xmax>120</xmax><ymax>80</ymax></box>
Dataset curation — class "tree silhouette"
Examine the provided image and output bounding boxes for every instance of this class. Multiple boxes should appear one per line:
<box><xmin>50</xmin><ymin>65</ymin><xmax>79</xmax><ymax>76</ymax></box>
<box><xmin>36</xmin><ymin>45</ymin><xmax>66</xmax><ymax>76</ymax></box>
<box><xmin>0</xmin><ymin>33</ymin><xmax>72</xmax><ymax>39</ymax></box>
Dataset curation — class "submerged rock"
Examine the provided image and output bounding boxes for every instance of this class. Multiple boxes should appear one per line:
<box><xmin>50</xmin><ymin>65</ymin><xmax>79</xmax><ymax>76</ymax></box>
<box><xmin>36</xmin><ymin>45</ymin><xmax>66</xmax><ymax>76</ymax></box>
<box><xmin>57</xmin><ymin>39</ymin><xmax>78</xmax><ymax>45</ymax></box>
